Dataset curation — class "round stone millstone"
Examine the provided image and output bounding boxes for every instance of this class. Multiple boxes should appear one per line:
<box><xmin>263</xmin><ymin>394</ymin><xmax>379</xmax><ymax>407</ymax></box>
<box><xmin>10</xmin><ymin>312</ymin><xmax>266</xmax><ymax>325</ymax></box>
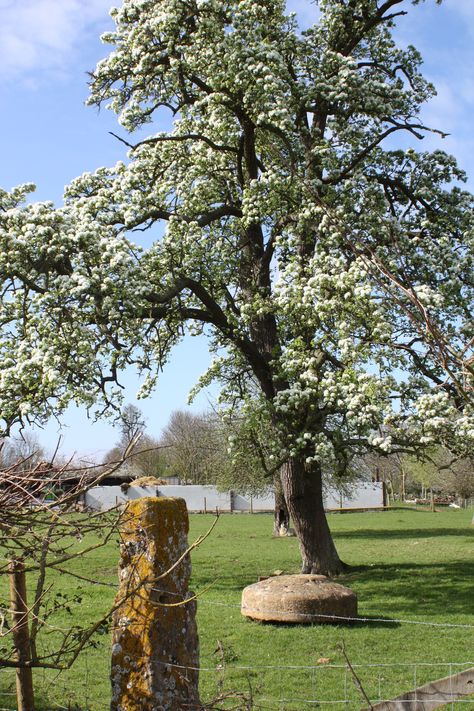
<box><xmin>241</xmin><ymin>574</ymin><xmax>358</xmax><ymax>624</ymax></box>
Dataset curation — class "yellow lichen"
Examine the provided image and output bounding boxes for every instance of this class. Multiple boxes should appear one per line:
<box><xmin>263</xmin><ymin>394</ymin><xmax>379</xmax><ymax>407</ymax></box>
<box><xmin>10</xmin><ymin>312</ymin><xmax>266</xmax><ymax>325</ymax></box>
<box><xmin>111</xmin><ymin>497</ymin><xmax>200</xmax><ymax>711</ymax></box>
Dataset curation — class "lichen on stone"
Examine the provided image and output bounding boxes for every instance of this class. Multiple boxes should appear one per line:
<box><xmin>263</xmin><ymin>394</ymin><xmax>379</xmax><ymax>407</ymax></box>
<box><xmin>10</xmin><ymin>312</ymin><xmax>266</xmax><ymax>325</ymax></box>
<box><xmin>110</xmin><ymin>497</ymin><xmax>200</xmax><ymax>711</ymax></box>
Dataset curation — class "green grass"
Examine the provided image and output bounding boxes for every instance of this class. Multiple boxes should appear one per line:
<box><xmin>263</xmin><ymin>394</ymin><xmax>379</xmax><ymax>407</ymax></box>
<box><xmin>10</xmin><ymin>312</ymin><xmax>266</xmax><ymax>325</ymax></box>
<box><xmin>0</xmin><ymin>507</ymin><xmax>473</xmax><ymax>710</ymax></box>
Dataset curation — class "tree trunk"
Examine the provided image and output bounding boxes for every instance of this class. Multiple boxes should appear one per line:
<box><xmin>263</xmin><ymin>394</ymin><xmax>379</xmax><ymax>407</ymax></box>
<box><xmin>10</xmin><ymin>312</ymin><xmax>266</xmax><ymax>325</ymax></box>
<box><xmin>280</xmin><ymin>456</ymin><xmax>345</xmax><ymax>576</ymax></box>
<box><xmin>273</xmin><ymin>471</ymin><xmax>290</xmax><ymax>536</ymax></box>
<box><xmin>9</xmin><ymin>560</ymin><xmax>35</xmax><ymax>711</ymax></box>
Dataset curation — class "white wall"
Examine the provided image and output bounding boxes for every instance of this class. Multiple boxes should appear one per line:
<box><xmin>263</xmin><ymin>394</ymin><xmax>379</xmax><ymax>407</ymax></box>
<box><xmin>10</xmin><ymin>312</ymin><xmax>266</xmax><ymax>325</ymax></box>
<box><xmin>84</xmin><ymin>484</ymin><xmax>231</xmax><ymax>512</ymax></box>
<box><xmin>324</xmin><ymin>483</ymin><xmax>384</xmax><ymax>510</ymax></box>
<box><xmin>84</xmin><ymin>482</ymin><xmax>384</xmax><ymax>512</ymax></box>
<box><xmin>154</xmin><ymin>485</ymin><xmax>231</xmax><ymax>512</ymax></box>
<box><xmin>232</xmin><ymin>492</ymin><xmax>274</xmax><ymax>512</ymax></box>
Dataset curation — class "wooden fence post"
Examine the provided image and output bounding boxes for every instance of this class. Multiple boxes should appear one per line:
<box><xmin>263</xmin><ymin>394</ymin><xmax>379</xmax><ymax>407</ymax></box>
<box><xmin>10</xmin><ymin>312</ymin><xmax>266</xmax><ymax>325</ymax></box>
<box><xmin>9</xmin><ymin>559</ymin><xmax>35</xmax><ymax>711</ymax></box>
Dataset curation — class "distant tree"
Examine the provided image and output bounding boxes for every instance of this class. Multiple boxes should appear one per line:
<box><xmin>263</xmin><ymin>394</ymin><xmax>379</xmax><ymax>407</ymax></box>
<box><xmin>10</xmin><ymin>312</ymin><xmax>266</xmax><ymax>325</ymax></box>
<box><xmin>361</xmin><ymin>450</ymin><xmax>407</xmax><ymax>502</ymax></box>
<box><xmin>0</xmin><ymin>431</ymin><xmax>46</xmax><ymax>472</ymax></box>
<box><xmin>103</xmin><ymin>404</ymin><xmax>166</xmax><ymax>478</ymax></box>
<box><xmin>160</xmin><ymin>410</ymin><xmax>220</xmax><ymax>484</ymax></box>
<box><xmin>132</xmin><ymin>434</ymin><xmax>169</xmax><ymax>479</ymax></box>
<box><xmin>403</xmin><ymin>447</ymin><xmax>474</xmax><ymax>501</ymax></box>
<box><xmin>118</xmin><ymin>404</ymin><xmax>146</xmax><ymax>449</ymax></box>
<box><xmin>447</xmin><ymin>459</ymin><xmax>474</xmax><ymax>500</ymax></box>
<box><xmin>159</xmin><ymin>407</ymin><xmax>292</xmax><ymax>533</ymax></box>
<box><xmin>402</xmin><ymin>449</ymin><xmax>440</xmax><ymax>499</ymax></box>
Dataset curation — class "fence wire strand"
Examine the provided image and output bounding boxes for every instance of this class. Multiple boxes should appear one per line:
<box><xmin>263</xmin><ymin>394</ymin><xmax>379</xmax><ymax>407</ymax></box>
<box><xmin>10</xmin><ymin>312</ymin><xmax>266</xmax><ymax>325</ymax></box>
<box><xmin>149</xmin><ymin>587</ymin><xmax>474</xmax><ymax>630</ymax></box>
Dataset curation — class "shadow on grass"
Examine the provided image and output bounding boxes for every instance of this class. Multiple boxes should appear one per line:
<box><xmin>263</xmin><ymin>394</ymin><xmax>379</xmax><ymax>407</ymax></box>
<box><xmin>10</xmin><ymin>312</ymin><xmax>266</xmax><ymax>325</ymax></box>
<box><xmin>0</xmin><ymin>689</ymin><xmax>88</xmax><ymax>711</ymax></box>
<box><xmin>199</xmin><ymin>557</ymin><xmax>473</xmax><ymax>614</ymax></box>
<box><xmin>333</xmin><ymin>527</ymin><xmax>474</xmax><ymax>540</ymax></box>
<box><xmin>341</xmin><ymin>560</ymin><xmax>474</xmax><ymax>617</ymax></box>
<box><xmin>244</xmin><ymin>615</ymin><xmax>401</xmax><ymax>629</ymax></box>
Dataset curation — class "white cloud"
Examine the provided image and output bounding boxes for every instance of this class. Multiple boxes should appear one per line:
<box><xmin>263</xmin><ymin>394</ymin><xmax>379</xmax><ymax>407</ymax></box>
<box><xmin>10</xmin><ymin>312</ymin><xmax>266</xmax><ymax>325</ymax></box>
<box><xmin>0</xmin><ymin>0</ymin><xmax>113</xmax><ymax>84</ymax></box>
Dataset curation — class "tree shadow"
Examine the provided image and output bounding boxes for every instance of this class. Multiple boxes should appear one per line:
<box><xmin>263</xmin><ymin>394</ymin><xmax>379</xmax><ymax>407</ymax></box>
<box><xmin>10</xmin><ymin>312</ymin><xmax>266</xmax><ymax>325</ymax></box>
<box><xmin>0</xmin><ymin>689</ymin><xmax>89</xmax><ymax>711</ymax></box>
<box><xmin>333</xmin><ymin>527</ymin><xmax>474</xmax><ymax>540</ymax></box>
<box><xmin>198</xmin><ymin>556</ymin><xmax>474</xmax><ymax>614</ymax></box>
<box><xmin>340</xmin><ymin>560</ymin><xmax>474</xmax><ymax>617</ymax></box>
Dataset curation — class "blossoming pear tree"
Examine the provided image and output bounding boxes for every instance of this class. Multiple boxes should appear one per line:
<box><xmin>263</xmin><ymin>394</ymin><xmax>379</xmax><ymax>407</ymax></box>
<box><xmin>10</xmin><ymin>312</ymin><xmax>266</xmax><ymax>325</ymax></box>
<box><xmin>1</xmin><ymin>0</ymin><xmax>474</xmax><ymax>575</ymax></box>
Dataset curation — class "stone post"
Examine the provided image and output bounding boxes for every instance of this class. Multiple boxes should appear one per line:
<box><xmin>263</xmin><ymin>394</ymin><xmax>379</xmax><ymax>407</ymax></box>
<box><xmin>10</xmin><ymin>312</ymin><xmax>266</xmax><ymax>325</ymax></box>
<box><xmin>111</xmin><ymin>497</ymin><xmax>200</xmax><ymax>711</ymax></box>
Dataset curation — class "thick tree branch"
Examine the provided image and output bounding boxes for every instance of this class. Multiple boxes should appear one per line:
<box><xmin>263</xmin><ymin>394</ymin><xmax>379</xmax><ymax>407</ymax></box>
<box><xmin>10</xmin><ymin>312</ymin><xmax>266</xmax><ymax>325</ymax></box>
<box><xmin>110</xmin><ymin>131</ymin><xmax>239</xmax><ymax>156</ymax></box>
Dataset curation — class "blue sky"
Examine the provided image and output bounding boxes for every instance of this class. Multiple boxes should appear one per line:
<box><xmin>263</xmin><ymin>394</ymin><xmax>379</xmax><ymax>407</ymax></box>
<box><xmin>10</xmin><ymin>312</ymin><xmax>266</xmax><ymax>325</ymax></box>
<box><xmin>0</xmin><ymin>0</ymin><xmax>473</xmax><ymax>461</ymax></box>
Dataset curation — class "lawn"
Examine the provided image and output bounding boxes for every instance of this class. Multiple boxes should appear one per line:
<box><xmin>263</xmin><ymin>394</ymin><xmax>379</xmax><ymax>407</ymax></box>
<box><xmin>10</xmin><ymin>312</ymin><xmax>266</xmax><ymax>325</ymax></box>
<box><xmin>0</xmin><ymin>507</ymin><xmax>472</xmax><ymax>710</ymax></box>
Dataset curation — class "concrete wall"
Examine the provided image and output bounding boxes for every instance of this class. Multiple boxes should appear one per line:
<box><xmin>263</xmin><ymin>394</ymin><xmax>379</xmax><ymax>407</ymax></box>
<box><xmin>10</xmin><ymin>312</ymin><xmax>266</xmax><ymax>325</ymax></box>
<box><xmin>85</xmin><ymin>485</ymin><xmax>231</xmax><ymax>512</ymax></box>
<box><xmin>232</xmin><ymin>492</ymin><xmax>274</xmax><ymax>512</ymax></box>
<box><xmin>84</xmin><ymin>482</ymin><xmax>384</xmax><ymax>512</ymax></box>
<box><xmin>324</xmin><ymin>483</ymin><xmax>384</xmax><ymax>510</ymax></box>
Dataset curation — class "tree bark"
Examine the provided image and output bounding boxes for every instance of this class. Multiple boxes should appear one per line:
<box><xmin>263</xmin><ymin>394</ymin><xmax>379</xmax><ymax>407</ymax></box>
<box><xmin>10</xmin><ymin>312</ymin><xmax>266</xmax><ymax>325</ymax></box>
<box><xmin>9</xmin><ymin>559</ymin><xmax>35</xmax><ymax>711</ymax></box>
<box><xmin>280</xmin><ymin>457</ymin><xmax>345</xmax><ymax>576</ymax></box>
<box><xmin>273</xmin><ymin>471</ymin><xmax>290</xmax><ymax>536</ymax></box>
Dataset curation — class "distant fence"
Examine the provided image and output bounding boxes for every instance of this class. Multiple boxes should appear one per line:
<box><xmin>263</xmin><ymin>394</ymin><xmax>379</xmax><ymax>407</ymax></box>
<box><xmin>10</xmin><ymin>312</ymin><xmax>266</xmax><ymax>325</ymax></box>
<box><xmin>84</xmin><ymin>482</ymin><xmax>384</xmax><ymax>513</ymax></box>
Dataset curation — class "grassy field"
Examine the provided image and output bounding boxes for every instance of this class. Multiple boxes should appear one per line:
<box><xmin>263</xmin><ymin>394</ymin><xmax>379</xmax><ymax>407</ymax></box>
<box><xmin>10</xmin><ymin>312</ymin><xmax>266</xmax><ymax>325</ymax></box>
<box><xmin>0</xmin><ymin>507</ymin><xmax>473</xmax><ymax>710</ymax></box>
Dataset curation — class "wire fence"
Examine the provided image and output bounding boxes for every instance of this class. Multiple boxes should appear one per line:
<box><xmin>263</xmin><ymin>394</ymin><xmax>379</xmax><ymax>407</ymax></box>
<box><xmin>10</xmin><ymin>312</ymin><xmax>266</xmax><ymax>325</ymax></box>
<box><xmin>0</xmin><ymin>660</ymin><xmax>471</xmax><ymax>710</ymax></box>
<box><xmin>0</xmin><ymin>572</ymin><xmax>472</xmax><ymax>709</ymax></box>
<box><xmin>154</xmin><ymin>588</ymin><xmax>474</xmax><ymax>630</ymax></box>
<box><xmin>0</xmin><ymin>589</ymin><xmax>471</xmax><ymax>710</ymax></box>
<box><xmin>0</xmin><ymin>588</ymin><xmax>471</xmax><ymax>711</ymax></box>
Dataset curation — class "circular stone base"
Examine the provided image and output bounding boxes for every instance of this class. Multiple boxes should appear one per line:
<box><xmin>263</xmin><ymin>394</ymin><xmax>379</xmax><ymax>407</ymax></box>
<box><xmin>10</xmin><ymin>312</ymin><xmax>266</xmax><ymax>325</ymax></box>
<box><xmin>241</xmin><ymin>574</ymin><xmax>357</xmax><ymax>624</ymax></box>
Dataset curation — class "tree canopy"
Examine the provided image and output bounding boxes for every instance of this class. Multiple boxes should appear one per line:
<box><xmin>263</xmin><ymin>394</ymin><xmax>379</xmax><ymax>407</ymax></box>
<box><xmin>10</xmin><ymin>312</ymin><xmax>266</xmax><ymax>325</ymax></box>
<box><xmin>1</xmin><ymin>0</ymin><xmax>473</xmax><ymax>573</ymax></box>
